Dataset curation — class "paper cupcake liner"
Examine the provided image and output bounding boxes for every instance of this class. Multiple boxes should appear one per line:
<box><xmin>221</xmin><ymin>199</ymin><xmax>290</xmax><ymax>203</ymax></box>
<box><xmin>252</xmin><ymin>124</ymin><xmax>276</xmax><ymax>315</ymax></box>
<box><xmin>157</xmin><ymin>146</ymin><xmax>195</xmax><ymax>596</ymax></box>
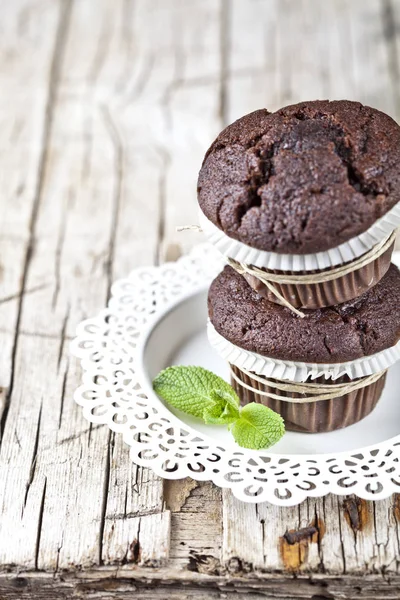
<box><xmin>242</xmin><ymin>240</ymin><xmax>394</xmax><ymax>309</ymax></box>
<box><xmin>208</xmin><ymin>321</ymin><xmax>400</xmax><ymax>382</ymax></box>
<box><xmin>199</xmin><ymin>202</ymin><xmax>400</xmax><ymax>272</ymax></box>
<box><xmin>231</xmin><ymin>365</ymin><xmax>386</xmax><ymax>433</ymax></box>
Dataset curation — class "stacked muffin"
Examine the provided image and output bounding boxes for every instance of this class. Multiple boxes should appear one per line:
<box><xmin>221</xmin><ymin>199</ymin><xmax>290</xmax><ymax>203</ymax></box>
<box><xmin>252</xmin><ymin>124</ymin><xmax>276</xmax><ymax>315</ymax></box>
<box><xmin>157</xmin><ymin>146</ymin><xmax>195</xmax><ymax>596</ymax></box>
<box><xmin>198</xmin><ymin>100</ymin><xmax>400</xmax><ymax>433</ymax></box>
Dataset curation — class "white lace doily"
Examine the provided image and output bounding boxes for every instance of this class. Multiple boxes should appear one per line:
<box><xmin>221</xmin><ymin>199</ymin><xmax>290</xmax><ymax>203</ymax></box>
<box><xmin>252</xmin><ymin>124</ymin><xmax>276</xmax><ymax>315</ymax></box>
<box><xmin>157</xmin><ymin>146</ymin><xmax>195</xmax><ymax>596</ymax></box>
<box><xmin>70</xmin><ymin>244</ymin><xmax>400</xmax><ymax>505</ymax></box>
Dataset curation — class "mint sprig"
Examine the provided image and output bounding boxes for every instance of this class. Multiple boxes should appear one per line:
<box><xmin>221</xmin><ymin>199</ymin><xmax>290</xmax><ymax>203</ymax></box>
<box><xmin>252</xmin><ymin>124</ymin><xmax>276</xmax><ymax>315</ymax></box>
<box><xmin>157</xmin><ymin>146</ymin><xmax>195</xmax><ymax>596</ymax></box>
<box><xmin>153</xmin><ymin>366</ymin><xmax>285</xmax><ymax>450</ymax></box>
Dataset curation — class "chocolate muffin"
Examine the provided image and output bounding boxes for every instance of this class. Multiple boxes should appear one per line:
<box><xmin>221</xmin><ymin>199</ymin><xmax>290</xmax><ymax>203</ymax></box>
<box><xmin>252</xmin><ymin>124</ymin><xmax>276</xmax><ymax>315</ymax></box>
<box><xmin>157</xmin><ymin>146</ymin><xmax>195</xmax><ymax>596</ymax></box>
<box><xmin>208</xmin><ymin>263</ymin><xmax>400</xmax><ymax>364</ymax></box>
<box><xmin>230</xmin><ymin>365</ymin><xmax>386</xmax><ymax>433</ymax></box>
<box><xmin>208</xmin><ymin>264</ymin><xmax>400</xmax><ymax>432</ymax></box>
<box><xmin>198</xmin><ymin>100</ymin><xmax>400</xmax><ymax>254</ymax></box>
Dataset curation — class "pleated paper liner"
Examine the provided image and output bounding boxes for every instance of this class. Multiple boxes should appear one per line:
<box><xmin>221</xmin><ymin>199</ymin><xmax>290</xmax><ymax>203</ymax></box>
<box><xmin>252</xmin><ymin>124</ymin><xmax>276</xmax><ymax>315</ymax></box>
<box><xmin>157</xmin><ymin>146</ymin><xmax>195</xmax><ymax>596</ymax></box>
<box><xmin>207</xmin><ymin>321</ymin><xmax>400</xmax><ymax>382</ymax></box>
<box><xmin>238</xmin><ymin>239</ymin><xmax>394</xmax><ymax>310</ymax></box>
<box><xmin>230</xmin><ymin>365</ymin><xmax>387</xmax><ymax>433</ymax></box>
<box><xmin>199</xmin><ymin>202</ymin><xmax>400</xmax><ymax>271</ymax></box>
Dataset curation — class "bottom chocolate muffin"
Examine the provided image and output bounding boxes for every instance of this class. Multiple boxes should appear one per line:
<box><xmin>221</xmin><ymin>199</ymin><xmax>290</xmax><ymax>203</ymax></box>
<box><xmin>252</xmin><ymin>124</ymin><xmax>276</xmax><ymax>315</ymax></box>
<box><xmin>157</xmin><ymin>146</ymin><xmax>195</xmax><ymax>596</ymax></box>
<box><xmin>231</xmin><ymin>365</ymin><xmax>387</xmax><ymax>433</ymax></box>
<box><xmin>208</xmin><ymin>264</ymin><xmax>400</xmax><ymax>365</ymax></box>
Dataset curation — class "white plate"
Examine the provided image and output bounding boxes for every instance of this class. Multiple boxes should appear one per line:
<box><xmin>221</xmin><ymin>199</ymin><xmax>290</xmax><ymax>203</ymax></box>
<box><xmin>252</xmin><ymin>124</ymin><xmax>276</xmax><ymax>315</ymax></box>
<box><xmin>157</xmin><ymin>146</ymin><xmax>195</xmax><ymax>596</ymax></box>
<box><xmin>143</xmin><ymin>289</ymin><xmax>400</xmax><ymax>456</ymax></box>
<box><xmin>71</xmin><ymin>244</ymin><xmax>400</xmax><ymax>505</ymax></box>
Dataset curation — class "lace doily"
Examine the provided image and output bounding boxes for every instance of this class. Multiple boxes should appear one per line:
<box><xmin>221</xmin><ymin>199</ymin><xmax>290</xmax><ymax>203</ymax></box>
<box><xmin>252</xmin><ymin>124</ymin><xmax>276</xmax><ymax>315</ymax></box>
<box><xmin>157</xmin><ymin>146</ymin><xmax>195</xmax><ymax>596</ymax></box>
<box><xmin>71</xmin><ymin>244</ymin><xmax>400</xmax><ymax>505</ymax></box>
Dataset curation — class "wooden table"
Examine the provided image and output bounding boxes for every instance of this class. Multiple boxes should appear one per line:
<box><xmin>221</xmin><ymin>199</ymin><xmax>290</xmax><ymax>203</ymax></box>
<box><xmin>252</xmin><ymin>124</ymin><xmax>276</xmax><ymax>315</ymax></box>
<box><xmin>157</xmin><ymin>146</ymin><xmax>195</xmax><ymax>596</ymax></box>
<box><xmin>1</xmin><ymin>1</ymin><xmax>400</xmax><ymax>598</ymax></box>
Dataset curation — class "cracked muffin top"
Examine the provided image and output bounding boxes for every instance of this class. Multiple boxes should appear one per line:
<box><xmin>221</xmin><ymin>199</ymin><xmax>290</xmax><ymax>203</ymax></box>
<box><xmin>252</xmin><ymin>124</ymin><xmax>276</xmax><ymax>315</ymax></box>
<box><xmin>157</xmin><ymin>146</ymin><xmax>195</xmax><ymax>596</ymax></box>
<box><xmin>208</xmin><ymin>263</ymin><xmax>400</xmax><ymax>363</ymax></box>
<box><xmin>198</xmin><ymin>100</ymin><xmax>400</xmax><ymax>254</ymax></box>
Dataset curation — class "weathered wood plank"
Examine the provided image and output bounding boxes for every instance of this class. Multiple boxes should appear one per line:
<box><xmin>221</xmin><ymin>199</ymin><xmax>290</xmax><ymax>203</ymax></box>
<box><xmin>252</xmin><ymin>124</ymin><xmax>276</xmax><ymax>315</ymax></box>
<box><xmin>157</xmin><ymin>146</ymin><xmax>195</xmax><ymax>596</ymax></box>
<box><xmin>0</xmin><ymin>0</ymin><xmax>171</xmax><ymax>571</ymax></box>
<box><xmin>0</xmin><ymin>0</ymin><xmax>68</xmax><ymax>569</ymax></box>
<box><xmin>0</xmin><ymin>0</ymin><xmax>63</xmax><ymax>435</ymax></box>
<box><xmin>1</xmin><ymin>570</ymin><xmax>400</xmax><ymax>600</ymax></box>
<box><xmin>222</xmin><ymin>490</ymin><xmax>265</xmax><ymax>570</ymax></box>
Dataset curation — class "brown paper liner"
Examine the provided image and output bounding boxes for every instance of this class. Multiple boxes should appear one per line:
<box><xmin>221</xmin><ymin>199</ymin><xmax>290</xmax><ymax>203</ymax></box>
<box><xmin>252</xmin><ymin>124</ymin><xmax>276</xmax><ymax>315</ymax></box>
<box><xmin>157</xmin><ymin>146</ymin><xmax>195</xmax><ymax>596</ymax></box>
<box><xmin>243</xmin><ymin>242</ymin><xmax>394</xmax><ymax>310</ymax></box>
<box><xmin>231</xmin><ymin>365</ymin><xmax>387</xmax><ymax>433</ymax></box>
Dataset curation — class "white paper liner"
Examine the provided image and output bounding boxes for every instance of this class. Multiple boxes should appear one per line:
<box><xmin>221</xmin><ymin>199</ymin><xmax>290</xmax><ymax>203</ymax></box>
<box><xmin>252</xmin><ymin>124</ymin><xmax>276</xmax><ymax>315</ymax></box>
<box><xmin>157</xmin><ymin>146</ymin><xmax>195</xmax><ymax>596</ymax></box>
<box><xmin>208</xmin><ymin>321</ymin><xmax>400</xmax><ymax>382</ymax></box>
<box><xmin>199</xmin><ymin>202</ymin><xmax>400</xmax><ymax>272</ymax></box>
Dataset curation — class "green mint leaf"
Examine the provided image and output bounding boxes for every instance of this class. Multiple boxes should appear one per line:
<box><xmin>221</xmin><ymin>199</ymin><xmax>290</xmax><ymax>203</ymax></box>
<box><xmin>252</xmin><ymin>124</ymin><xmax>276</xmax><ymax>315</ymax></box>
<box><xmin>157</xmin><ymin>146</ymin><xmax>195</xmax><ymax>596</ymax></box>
<box><xmin>153</xmin><ymin>366</ymin><xmax>285</xmax><ymax>451</ymax></box>
<box><xmin>153</xmin><ymin>366</ymin><xmax>239</xmax><ymax>420</ymax></box>
<box><xmin>203</xmin><ymin>389</ymin><xmax>240</xmax><ymax>425</ymax></box>
<box><xmin>231</xmin><ymin>403</ymin><xmax>285</xmax><ymax>450</ymax></box>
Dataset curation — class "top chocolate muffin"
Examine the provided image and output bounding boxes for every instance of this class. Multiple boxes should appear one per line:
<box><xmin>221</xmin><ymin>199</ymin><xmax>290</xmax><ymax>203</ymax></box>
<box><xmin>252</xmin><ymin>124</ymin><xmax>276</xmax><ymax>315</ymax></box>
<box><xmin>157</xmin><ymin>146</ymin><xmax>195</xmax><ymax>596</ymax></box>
<box><xmin>198</xmin><ymin>100</ymin><xmax>400</xmax><ymax>254</ymax></box>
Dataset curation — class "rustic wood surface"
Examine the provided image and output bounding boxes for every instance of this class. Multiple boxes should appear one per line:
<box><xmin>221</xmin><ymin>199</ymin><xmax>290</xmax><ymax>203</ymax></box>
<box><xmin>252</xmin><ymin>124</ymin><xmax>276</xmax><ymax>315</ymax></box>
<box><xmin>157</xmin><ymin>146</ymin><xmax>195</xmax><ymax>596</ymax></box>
<box><xmin>1</xmin><ymin>0</ymin><xmax>400</xmax><ymax>598</ymax></box>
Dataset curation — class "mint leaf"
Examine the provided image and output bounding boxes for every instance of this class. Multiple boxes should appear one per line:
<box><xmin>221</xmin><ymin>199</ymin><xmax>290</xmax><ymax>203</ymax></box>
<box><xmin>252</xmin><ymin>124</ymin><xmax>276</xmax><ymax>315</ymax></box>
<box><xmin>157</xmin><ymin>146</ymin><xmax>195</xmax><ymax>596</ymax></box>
<box><xmin>153</xmin><ymin>365</ymin><xmax>285</xmax><ymax>451</ymax></box>
<box><xmin>231</xmin><ymin>403</ymin><xmax>285</xmax><ymax>450</ymax></box>
<box><xmin>153</xmin><ymin>366</ymin><xmax>239</xmax><ymax>420</ymax></box>
<box><xmin>203</xmin><ymin>389</ymin><xmax>240</xmax><ymax>425</ymax></box>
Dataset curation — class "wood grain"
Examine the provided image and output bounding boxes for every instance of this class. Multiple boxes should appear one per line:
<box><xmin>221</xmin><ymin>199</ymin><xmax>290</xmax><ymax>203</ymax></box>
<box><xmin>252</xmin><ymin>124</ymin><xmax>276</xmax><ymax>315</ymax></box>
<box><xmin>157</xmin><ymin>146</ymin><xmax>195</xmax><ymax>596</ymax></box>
<box><xmin>1</xmin><ymin>0</ymin><xmax>400</xmax><ymax>597</ymax></box>
<box><xmin>1</xmin><ymin>571</ymin><xmax>400</xmax><ymax>600</ymax></box>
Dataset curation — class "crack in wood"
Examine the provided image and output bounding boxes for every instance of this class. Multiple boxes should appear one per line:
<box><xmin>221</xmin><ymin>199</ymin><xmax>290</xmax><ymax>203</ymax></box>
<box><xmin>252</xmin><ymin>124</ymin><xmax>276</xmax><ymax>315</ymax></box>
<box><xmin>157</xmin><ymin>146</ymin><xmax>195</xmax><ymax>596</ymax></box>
<box><xmin>56</xmin><ymin>424</ymin><xmax>103</xmax><ymax>446</ymax></box>
<box><xmin>314</xmin><ymin>506</ymin><xmax>325</xmax><ymax>570</ymax></box>
<box><xmin>132</xmin><ymin>461</ymin><xmax>140</xmax><ymax>495</ymax></box>
<box><xmin>22</xmin><ymin>400</ymin><xmax>43</xmax><ymax>517</ymax></box>
<box><xmin>123</xmin><ymin>483</ymin><xmax>129</xmax><ymax>519</ymax></box>
<box><xmin>51</xmin><ymin>193</ymin><xmax>69</xmax><ymax>311</ymax></box>
<box><xmin>87</xmin><ymin>2</ymin><xmax>112</xmax><ymax>85</ymax></box>
<box><xmin>130</xmin><ymin>519</ymin><xmax>141</xmax><ymax>564</ymax></box>
<box><xmin>13</xmin><ymin>429</ymin><xmax>22</xmax><ymax>451</ymax></box>
<box><xmin>114</xmin><ymin>0</ymin><xmax>135</xmax><ymax>95</ymax></box>
<box><xmin>87</xmin><ymin>421</ymin><xmax>99</xmax><ymax>447</ymax></box>
<box><xmin>54</xmin><ymin>531</ymin><xmax>64</xmax><ymax>574</ymax></box>
<box><xmin>255</xmin><ymin>504</ymin><xmax>265</xmax><ymax>562</ymax></box>
<box><xmin>99</xmin><ymin>430</ymin><xmax>113</xmax><ymax>564</ymax></box>
<box><xmin>154</xmin><ymin>146</ymin><xmax>171</xmax><ymax>264</ymax></box>
<box><xmin>58</xmin><ymin>362</ymin><xmax>69</xmax><ymax>430</ymax></box>
<box><xmin>57</xmin><ymin>305</ymin><xmax>70</xmax><ymax>371</ymax></box>
<box><xmin>100</xmin><ymin>104</ymin><xmax>124</xmax><ymax>300</ymax></box>
<box><xmin>0</xmin><ymin>328</ymin><xmax>74</xmax><ymax>342</ymax></box>
<box><xmin>126</xmin><ymin>53</ymin><xmax>155</xmax><ymax>104</ymax></box>
<box><xmin>34</xmin><ymin>477</ymin><xmax>47</xmax><ymax>570</ymax></box>
<box><xmin>106</xmin><ymin>508</ymin><xmax>165</xmax><ymax>521</ymax></box>
<box><xmin>0</xmin><ymin>284</ymin><xmax>51</xmax><ymax>306</ymax></box>
<box><xmin>336</xmin><ymin>495</ymin><xmax>347</xmax><ymax>574</ymax></box>
<box><xmin>81</xmin><ymin>118</ymin><xmax>93</xmax><ymax>183</ymax></box>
